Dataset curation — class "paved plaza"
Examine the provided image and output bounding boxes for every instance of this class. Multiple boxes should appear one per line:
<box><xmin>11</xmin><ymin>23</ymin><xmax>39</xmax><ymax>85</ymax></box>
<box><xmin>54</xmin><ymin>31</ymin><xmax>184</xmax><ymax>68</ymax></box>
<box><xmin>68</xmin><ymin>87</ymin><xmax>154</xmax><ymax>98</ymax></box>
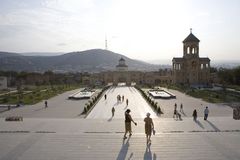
<box><xmin>87</xmin><ymin>86</ymin><xmax>157</xmax><ymax>119</ymax></box>
<box><xmin>0</xmin><ymin>89</ymin><xmax>87</xmax><ymax>118</ymax></box>
<box><xmin>0</xmin><ymin>86</ymin><xmax>239</xmax><ymax>160</ymax></box>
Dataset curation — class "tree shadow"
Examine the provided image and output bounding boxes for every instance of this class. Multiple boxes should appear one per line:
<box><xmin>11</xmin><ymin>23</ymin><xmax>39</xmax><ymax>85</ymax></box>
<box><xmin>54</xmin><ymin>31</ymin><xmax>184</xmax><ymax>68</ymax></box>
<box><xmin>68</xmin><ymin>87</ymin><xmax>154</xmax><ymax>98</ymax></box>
<box><xmin>206</xmin><ymin>120</ymin><xmax>221</xmax><ymax>132</ymax></box>
<box><xmin>194</xmin><ymin>120</ymin><xmax>204</xmax><ymax>129</ymax></box>
<box><xmin>111</xmin><ymin>86</ymin><xmax>116</xmax><ymax>93</ymax></box>
<box><xmin>128</xmin><ymin>87</ymin><xmax>134</xmax><ymax>93</ymax></box>
<box><xmin>116</xmin><ymin>137</ymin><xmax>130</xmax><ymax>160</ymax></box>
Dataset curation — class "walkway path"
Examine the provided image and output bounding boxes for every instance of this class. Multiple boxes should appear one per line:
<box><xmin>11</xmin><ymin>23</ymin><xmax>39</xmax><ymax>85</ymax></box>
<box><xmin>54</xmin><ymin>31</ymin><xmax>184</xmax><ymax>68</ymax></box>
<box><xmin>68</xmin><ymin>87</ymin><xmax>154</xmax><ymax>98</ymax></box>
<box><xmin>1</xmin><ymin>86</ymin><xmax>239</xmax><ymax>159</ymax></box>
<box><xmin>87</xmin><ymin>86</ymin><xmax>157</xmax><ymax>119</ymax></box>
<box><xmin>154</xmin><ymin>88</ymin><xmax>233</xmax><ymax>118</ymax></box>
<box><xmin>0</xmin><ymin>89</ymin><xmax>87</xmax><ymax>118</ymax></box>
<box><xmin>0</xmin><ymin>117</ymin><xmax>240</xmax><ymax>160</ymax></box>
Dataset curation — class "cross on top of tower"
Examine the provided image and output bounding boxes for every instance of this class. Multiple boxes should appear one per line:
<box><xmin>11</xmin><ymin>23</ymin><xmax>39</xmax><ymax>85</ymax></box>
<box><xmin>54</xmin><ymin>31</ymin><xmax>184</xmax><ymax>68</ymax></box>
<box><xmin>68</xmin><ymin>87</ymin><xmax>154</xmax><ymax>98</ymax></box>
<box><xmin>190</xmin><ymin>28</ymin><xmax>192</xmax><ymax>33</ymax></box>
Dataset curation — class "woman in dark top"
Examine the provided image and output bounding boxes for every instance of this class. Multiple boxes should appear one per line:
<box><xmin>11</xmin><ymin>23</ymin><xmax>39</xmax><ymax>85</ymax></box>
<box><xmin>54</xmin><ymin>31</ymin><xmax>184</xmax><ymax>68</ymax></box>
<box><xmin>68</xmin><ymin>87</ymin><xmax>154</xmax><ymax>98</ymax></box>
<box><xmin>193</xmin><ymin>109</ymin><xmax>197</xmax><ymax>121</ymax></box>
<box><xmin>123</xmin><ymin>109</ymin><xmax>137</xmax><ymax>139</ymax></box>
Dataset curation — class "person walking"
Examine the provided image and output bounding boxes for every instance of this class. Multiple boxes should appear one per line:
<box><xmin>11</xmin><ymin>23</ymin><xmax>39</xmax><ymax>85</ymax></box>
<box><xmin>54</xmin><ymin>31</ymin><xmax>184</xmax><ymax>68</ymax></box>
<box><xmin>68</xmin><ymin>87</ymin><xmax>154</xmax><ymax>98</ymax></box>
<box><xmin>123</xmin><ymin>109</ymin><xmax>137</xmax><ymax>139</ymax></box>
<box><xmin>204</xmin><ymin>106</ymin><xmax>209</xmax><ymax>120</ymax></box>
<box><xmin>173</xmin><ymin>103</ymin><xmax>177</xmax><ymax>118</ymax></box>
<box><xmin>44</xmin><ymin>100</ymin><xmax>48</xmax><ymax>108</ymax></box>
<box><xmin>174</xmin><ymin>103</ymin><xmax>177</xmax><ymax>110</ymax></box>
<box><xmin>192</xmin><ymin>109</ymin><xmax>197</xmax><ymax>121</ymax></box>
<box><xmin>104</xmin><ymin>94</ymin><xmax>107</xmax><ymax>100</ymax></box>
<box><xmin>122</xmin><ymin>95</ymin><xmax>124</xmax><ymax>102</ymax></box>
<box><xmin>112</xmin><ymin>107</ymin><xmax>115</xmax><ymax>117</ymax></box>
<box><xmin>126</xmin><ymin>99</ymin><xmax>129</xmax><ymax>106</ymax></box>
<box><xmin>180</xmin><ymin>103</ymin><xmax>183</xmax><ymax>113</ymax></box>
<box><xmin>117</xmin><ymin>95</ymin><xmax>120</xmax><ymax>103</ymax></box>
<box><xmin>144</xmin><ymin>113</ymin><xmax>154</xmax><ymax>144</ymax></box>
<box><xmin>176</xmin><ymin>110</ymin><xmax>182</xmax><ymax>120</ymax></box>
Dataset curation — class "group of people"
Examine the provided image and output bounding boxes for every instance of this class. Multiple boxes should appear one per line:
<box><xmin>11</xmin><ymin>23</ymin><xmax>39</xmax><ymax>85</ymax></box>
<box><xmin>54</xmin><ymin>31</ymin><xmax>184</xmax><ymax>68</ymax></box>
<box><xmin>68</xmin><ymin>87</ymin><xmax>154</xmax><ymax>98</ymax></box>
<box><xmin>117</xmin><ymin>94</ymin><xmax>127</xmax><ymax>104</ymax></box>
<box><xmin>123</xmin><ymin>109</ymin><xmax>154</xmax><ymax>145</ymax></box>
<box><xmin>173</xmin><ymin>103</ymin><xmax>183</xmax><ymax>120</ymax></box>
<box><xmin>111</xmin><ymin>95</ymin><xmax>129</xmax><ymax>117</ymax></box>
<box><xmin>192</xmin><ymin>106</ymin><xmax>209</xmax><ymax>121</ymax></box>
<box><xmin>173</xmin><ymin>103</ymin><xmax>210</xmax><ymax>121</ymax></box>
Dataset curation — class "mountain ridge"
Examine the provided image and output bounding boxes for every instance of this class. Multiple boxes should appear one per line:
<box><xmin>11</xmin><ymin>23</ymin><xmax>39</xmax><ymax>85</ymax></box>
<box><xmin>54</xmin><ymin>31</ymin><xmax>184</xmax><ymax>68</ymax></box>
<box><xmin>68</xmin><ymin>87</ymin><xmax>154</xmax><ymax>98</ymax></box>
<box><xmin>0</xmin><ymin>49</ymin><xmax>166</xmax><ymax>72</ymax></box>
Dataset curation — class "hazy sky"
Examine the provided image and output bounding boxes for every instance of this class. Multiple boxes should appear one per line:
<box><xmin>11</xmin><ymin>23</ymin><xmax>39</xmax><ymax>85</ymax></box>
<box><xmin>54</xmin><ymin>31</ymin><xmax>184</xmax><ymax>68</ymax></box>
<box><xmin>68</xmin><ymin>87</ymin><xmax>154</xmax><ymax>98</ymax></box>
<box><xmin>0</xmin><ymin>0</ymin><xmax>240</xmax><ymax>62</ymax></box>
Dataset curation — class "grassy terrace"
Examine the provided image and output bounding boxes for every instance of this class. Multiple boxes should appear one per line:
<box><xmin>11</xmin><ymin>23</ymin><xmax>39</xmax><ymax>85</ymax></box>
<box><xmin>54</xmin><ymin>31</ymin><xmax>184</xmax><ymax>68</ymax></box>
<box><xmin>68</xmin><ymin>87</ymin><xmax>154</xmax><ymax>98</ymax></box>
<box><xmin>162</xmin><ymin>84</ymin><xmax>240</xmax><ymax>103</ymax></box>
<box><xmin>0</xmin><ymin>84</ymin><xmax>82</xmax><ymax>105</ymax></box>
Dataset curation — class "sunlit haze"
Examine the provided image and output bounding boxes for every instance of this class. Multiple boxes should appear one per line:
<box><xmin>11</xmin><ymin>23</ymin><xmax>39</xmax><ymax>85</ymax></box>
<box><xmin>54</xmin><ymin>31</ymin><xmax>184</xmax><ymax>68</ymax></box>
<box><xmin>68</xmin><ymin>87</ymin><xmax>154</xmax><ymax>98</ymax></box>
<box><xmin>0</xmin><ymin>0</ymin><xmax>240</xmax><ymax>62</ymax></box>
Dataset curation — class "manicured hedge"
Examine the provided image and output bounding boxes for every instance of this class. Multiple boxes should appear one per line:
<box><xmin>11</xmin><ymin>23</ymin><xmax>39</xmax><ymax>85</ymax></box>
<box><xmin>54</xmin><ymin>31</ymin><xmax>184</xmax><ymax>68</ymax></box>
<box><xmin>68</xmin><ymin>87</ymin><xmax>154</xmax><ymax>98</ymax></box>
<box><xmin>82</xmin><ymin>85</ymin><xmax>111</xmax><ymax>115</ymax></box>
<box><xmin>134</xmin><ymin>86</ymin><xmax>163</xmax><ymax>115</ymax></box>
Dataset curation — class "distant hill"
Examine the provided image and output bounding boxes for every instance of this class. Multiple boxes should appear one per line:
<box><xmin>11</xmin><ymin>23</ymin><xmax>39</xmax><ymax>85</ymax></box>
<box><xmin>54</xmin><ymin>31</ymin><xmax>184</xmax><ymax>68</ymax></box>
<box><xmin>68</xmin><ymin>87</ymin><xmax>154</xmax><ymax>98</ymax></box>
<box><xmin>0</xmin><ymin>49</ymin><xmax>164</xmax><ymax>72</ymax></box>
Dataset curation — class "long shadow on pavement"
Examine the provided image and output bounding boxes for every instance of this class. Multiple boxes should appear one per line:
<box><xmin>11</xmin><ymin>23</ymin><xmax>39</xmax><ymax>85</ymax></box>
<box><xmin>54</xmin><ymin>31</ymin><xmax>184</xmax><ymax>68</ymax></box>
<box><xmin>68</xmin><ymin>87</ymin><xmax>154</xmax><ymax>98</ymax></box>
<box><xmin>144</xmin><ymin>144</ymin><xmax>157</xmax><ymax>160</ymax></box>
<box><xmin>194</xmin><ymin>120</ymin><xmax>204</xmax><ymax>129</ymax></box>
<box><xmin>116</xmin><ymin>137</ymin><xmax>130</xmax><ymax>160</ymax></box>
<box><xmin>34</xmin><ymin>107</ymin><xmax>46</xmax><ymax>112</ymax></box>
<box><xmin>108</xmin><ymin>116</ymin><xmax>113</xmax><ymax>122</ymax></box>
<box><xmin>206</xmin><ymin>120</ymin><xmax>221</xmax><ymax>132</ymax></box>
<box><xmin>180</xmin><ymin>111</ymin><xmax>187</xmax><ymax>116</ymax></box>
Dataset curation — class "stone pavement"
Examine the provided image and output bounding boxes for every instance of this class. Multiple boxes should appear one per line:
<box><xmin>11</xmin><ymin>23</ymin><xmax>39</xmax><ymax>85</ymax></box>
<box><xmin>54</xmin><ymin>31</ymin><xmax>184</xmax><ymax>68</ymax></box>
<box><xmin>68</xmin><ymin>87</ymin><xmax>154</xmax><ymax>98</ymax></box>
<box><xmin>0</xmin><ymin>86</ymin><xmax>239</xmax><ymax>159</ymax></box>
<box><xmin>154</xmin><ymin>88</ymin><xmax>233</xmax><ymax>118</ymax></box>
<box><xmin>87</xmin><ymin>86</ymin><xmax>157</xmax><ymax>119</ymax></box>
<box><xmin>0</xmin><ymin>89</ymin><xmax>87</xmax><ymax>118</ymax></box>
<box><xmin>0</xmin><ymin>117</ymin><xmax>240</xmax><ymax>160</ymax></box>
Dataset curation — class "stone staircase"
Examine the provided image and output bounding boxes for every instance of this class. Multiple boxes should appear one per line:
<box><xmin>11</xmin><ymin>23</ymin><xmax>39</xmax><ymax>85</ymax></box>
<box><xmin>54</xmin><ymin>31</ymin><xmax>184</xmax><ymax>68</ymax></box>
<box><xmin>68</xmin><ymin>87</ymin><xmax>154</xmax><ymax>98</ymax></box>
<box><xmin>0</xmin><ymin>117</ymin><xmax>240</xmax><ymax>160</ymax></box>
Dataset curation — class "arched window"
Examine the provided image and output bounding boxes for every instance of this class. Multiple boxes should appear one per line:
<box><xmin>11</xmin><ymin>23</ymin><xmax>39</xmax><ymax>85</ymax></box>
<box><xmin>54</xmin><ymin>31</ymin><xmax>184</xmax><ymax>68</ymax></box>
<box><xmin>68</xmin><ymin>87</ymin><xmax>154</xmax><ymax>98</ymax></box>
<box><xmin>192</xmin><ymin>48</ymin><xmax>195</xmax><ymax>54</ymax></box>
<box><xmin>187</xmin><ymin>47</ymin><xmax>190</xmax><ymax>54</ymax></box>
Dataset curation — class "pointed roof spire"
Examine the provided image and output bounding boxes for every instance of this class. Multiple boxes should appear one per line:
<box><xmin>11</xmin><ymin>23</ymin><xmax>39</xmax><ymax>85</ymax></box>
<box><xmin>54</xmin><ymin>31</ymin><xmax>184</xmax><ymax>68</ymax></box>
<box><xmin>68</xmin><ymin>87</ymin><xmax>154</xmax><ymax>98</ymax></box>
<box><xmin>183</xmin><ymin>29</ymin><xmax>200</xmax><ymax>43</ymax></box>
<box><xmin>119</xmin><ymin>57</ymin><xmax>125</xmax><ymax>61</ymax></box>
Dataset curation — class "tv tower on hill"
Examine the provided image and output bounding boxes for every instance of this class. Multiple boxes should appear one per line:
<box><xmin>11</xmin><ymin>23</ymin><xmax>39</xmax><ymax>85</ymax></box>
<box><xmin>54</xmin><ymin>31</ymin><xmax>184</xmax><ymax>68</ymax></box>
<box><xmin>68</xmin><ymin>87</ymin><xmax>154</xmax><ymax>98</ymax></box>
<box><xmin>105</xmin><ymin>35</ymin><xmax>108</xmax><ymax>50</ymax></box>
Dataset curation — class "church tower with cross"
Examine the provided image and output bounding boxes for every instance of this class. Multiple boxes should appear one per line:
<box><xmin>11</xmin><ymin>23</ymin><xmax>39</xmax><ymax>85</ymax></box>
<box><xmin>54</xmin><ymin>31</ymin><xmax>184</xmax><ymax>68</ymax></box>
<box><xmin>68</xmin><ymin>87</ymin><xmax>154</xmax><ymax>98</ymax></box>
<box><xmin>172</xmin><ymin>29</ymin><xmax>211</xmax><ymax>86</ymax></box>
<box><xmin>183</xmin><ymin>28</ymin><xmax>200</xmax><ymax>58</ymax></box>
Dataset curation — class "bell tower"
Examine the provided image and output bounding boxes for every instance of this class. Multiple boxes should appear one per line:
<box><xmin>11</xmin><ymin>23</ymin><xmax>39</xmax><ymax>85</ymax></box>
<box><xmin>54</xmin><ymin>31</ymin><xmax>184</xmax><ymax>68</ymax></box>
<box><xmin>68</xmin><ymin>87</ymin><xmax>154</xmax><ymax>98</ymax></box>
<box><xmin>183</xmin><ymin>28</ymin><xmax>200</xmax><ymax>58</ymax></box>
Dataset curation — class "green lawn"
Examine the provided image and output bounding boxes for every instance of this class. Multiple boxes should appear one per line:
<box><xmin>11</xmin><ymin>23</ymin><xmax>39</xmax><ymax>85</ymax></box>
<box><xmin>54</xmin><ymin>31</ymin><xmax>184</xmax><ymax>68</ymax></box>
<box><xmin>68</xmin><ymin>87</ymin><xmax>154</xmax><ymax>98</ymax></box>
<box><xmin>186</xmin><ymin>89</ymin><xmax>240</xmax><ymax>103</ymax></box>
<box><xmin>0</xmin><ymin>84</ymin><xmax>82</xmax><ymax>105</ymax></box>
<box><xmin>164</xmin><ymin>84</ymin><xmax>240</xmax><ymax>103</ymax></box>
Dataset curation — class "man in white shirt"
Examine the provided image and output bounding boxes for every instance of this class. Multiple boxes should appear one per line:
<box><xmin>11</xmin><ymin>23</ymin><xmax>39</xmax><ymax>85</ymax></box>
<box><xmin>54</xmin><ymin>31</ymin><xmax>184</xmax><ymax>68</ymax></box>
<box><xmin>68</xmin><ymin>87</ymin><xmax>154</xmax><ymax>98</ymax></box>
<box><xmin>204</xmin><ymin>106</ymin><xmax>209</xmax><ymax>120</ymax></box>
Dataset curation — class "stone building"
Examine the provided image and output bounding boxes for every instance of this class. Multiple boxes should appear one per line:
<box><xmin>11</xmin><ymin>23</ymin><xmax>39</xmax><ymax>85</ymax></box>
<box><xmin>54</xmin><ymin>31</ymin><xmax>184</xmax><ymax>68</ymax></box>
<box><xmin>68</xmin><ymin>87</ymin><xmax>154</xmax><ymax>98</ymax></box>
<box><xmin>85</xmin><ymin>30</ymin><xmax>211</xmax><ymax>86</ymax></box>
<box><xmin>172</xmin><ymin>31</ymin><xmax>210</xmax><ymax>86</ymax></box>
<box><xmin>116</xmin><ymin>57</ymin><xmax>128</xmax><ymax>71</ymax></box>
<box><xmin>87</xmin><ymin>57</ymin><xmax>172</xmax><ymax>86</ymax></box>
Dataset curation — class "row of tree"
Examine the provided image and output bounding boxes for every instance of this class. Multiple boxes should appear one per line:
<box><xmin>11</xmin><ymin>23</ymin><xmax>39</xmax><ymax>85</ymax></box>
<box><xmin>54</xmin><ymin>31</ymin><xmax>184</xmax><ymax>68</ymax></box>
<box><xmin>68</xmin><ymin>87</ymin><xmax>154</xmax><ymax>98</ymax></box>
<box><xmin>1</xmin><ymin>66</ymin><xmax>239</xmax><ymax>87</ymax></box>
<box><xmin>212</xmin><ymin>66</ymin><xmax>240</xmax><ymax>85</ymax></box>
<box><xmin>0</xmin><ymin>70</ymin><xmax>88</xmax><ymax>86</ymax></box>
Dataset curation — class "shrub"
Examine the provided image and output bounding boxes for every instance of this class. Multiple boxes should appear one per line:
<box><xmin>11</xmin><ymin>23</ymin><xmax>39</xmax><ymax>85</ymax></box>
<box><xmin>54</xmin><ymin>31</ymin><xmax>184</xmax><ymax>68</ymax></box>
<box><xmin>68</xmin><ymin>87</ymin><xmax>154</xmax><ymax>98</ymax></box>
<box><xmin>83</xmin><ymin>107</ymin><xmax>87</xmax><ymax>114</ymax></box>
<box><xmin>87</xmin><ymin>104</ymin><xmax>91</xmax><ymax>110</ymax></box>
<box><xmin>157</xmin><ymin>107</ymin><xmax>162</xmax><ymax>114</ymax></box>
<box><xmin>154</xmin><ymin>104</ymin><xmax>157</xmax><ymax>110</ymax></box>
<box><xmin>2</xmin><ymin>97</ymin><xmax>8</xmax><ymax>103</ymax></box>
